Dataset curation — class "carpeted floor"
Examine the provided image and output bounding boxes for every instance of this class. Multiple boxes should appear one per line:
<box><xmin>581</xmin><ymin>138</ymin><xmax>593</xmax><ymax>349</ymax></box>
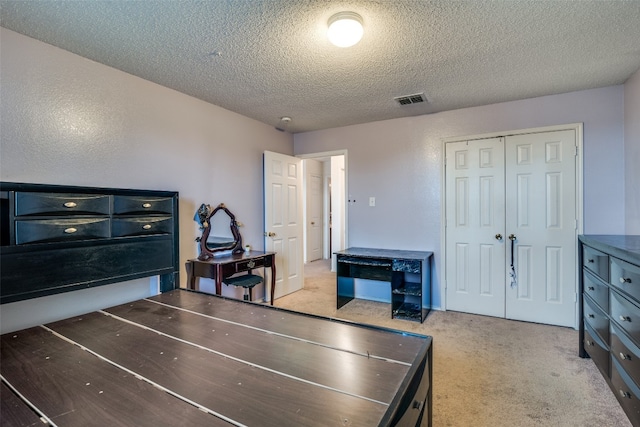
<box><xmin>272</xmin><ymin>259</ymin><xmax>632</xmax><ymax>427</ymax></box>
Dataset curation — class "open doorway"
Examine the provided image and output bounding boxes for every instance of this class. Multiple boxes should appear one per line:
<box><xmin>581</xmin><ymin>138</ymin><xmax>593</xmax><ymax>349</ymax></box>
<box><xmin>299</xmin><ymin>151</ymin><xmax>347</xmax><ymax>280</ymax></box>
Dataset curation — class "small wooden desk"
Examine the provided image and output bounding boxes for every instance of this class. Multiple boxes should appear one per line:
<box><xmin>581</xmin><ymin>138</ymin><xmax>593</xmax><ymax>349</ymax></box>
<box><xmin>335</xmin><ymin>248</ymin><xmax>433</xmax><ymax>322</ymax></box>
<box><xmin>185</xmin><ymin>251</ymin><xmax>276</xmax><ymax>304</ymax></box>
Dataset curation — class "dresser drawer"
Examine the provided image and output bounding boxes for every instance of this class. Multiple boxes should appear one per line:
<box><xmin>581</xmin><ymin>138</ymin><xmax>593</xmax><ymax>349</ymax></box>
<box><xmin>611</xmin><ymin>290</ymin><xmax>640</xmax><ymax>344</ymax></box>
<box><xmin>611</xmin><ymin>358</ymin><xmax>640</xmax><ymax>427</ymax></box>
<box><xmin>610</xmin><ymin>257</ymin><xmax>640</xmax><ymax>303</ymax></box>
<box><xmin>583</xmin><ymin>294</ymin><xmax>610</xmax><ymax>343</ymax></box>
<box><xmin>611</xmin><ymin>324</ymin><xmax>640</xmax><ymax>387</ymax></box>
<box><xmin>583</xmin><ymin>269</ymin><xmax>609</xmax><ymax>312</ymax></box>
<box><xmin>583</xmin><ymin>245</ymin><xmax>609</xmax><ymax>281</ymax></box>
<box><xmin>113</xmin><ymin>196</ymin><xmax>173</xmax><ymax>215</ymax></box>
<box><xmin>584</xmin><ymin>323</ymin><xmax>609</xmax><ymax>377</ymax></box>
<box><xmin>15</xmin><ymin>192</ymin><xmax>110</xmax><ymax>216</ymax></box>
<box><xmin>112</xmin><ymin>217</ymin><xmax>173</xmax><ymax>237</ymax></box>
<box><xmin>15</xmin><ymin>218</ymin><xmax>110</xmax><ymax>244</ymax></box>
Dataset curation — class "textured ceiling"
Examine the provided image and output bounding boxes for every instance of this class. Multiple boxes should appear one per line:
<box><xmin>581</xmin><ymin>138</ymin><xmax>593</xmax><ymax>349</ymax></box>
<box><xmin>1</xmin><ymin>1</ymin><xmax>639</xmax><ymax>133</ymax></box>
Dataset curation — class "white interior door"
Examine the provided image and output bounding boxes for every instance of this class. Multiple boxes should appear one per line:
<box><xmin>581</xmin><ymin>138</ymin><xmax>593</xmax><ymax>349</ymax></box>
<box><xmin>505</xmin><ymin>130</ymin><xmax>577</xmax><ymax>327</ymax></box>
<box><xmin>445</xmin><ymin>129</ymin><xmax>578</xmax><ymax>327</ymax></box>
<box><xmin>305</xmin><ymin>158</ymin><xmax>323</xmax><ymax>263</ymax></box>
<box><xmin>445</xmin><ymin>137</ymin><xmax>506</xmax><ymax>317</ymax></box>
<box><xmin>264</xmin><ymin>151</ymin><xmax>304</xmax><ymax>300</ymax></box>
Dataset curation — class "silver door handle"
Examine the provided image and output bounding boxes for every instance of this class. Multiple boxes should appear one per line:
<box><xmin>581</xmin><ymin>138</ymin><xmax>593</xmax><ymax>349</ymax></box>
<box><xmin>264</xmin><ymin>232</ymin><xmax>276</xmax><ymax>237</ymax></box>
<box><xmin>495</xmin><ymin>234</ymin><xmax>503</xmax><ymax>241</ymax></box>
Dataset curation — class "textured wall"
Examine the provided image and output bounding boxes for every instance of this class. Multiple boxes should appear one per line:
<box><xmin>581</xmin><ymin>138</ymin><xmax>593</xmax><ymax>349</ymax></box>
<box><xmin>294</xmin><ymin>86</ymin><xmax>626</xmax><ymax>309</ymax></box>
<box><xmin>0</xmin><ymin>29</ymin><xmax>293</xmax><ymax>332</ymax></box>
<box><xmin>625</xmin><ymin>68</ymin><xmax>640</xmax><ymax>234</ymax></box>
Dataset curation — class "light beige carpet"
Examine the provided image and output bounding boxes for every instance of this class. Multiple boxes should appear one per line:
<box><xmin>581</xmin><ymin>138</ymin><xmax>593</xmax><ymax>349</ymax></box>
<box><xmin>272</xmin><ymin>259</ymin><xmax>632</xmax><ymax>427</ymax></box>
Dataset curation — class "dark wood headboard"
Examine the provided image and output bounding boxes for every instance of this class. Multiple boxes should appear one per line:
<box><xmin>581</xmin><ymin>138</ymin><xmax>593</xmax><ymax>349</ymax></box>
<box><xmin>0</xmin><ymin>182</ymin><xmax>179</xmax><ymax>304</ymax></box>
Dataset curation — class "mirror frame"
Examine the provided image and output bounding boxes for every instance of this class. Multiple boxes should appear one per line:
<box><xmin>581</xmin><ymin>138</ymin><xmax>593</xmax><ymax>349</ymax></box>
<box><xmin>195</xmin><ymin>203</ymin><xmax>244</xmax><ymax>260</ymax></box>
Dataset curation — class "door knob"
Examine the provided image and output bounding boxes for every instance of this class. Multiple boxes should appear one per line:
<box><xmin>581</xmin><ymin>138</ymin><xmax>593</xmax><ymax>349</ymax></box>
<box><xmin>508</xmin><ymin>234</ymin><xmax>517</xmax><ymax>241</ymax></box>
<box><xmin>311</xmin><ymin>221</ymin><xmax>315</xmax><ymax>225</ymax></box>
<box><xmin>495</xmin><ymin>234</ymin><xmax>503</xmax><ymax>241</ymax></box>
<box><xmin>264</xmin><ymin>232</ymin><xmax>276</xmax><ymax>237</ymax></box>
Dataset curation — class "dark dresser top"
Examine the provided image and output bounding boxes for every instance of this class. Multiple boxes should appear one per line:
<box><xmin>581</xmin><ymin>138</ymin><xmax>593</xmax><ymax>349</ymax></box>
<box><xmin>579</xmin><ymin>235</ymin><xmax>640</xmax><ymax>265</ymax></box>
<box><xmin>335</xmin><ymin>247</ymin><xmax>433</xmax><ymax>261</ymax></box>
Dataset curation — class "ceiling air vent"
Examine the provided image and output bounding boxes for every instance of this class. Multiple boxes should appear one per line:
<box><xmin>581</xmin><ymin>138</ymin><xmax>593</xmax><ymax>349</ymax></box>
<box><xmin>394</xmin><ymin>93</ymin><xmax>427</xmax><ymax>106</ymax></box>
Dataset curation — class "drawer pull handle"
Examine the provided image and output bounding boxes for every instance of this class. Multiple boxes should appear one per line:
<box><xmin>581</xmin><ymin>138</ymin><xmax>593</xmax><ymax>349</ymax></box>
<box><xmin>619</xmin><ymin>315</ymin><xmax>631</xmax><ymax>322</ymax></box>
<box><xmin>64</xmin><ymin>227</ymin><xmax>77</xmax><ymax>234</ymax></box>
<box><xmin>247</xmin><ymin>260</ymin><xmax>256</xmax><ymax>269</ymax></box>
<box><xmin>64</xmin><ymin>202</ymin><xmax>77</xmax><ymax>208</ymax></box>
<box><xmin>619</xmin><ymin>352</ymin><xmax>631</xmax><ymax>361</ymax></box>
<box><xmin>587</xmin><ymin>286</ymin><xmax>595</xmax><ymax>291</ymax></box>
<box><xmin>142</xmin><ymin>203</ymin><xmax>152</xmax><ymax>208</ymax></box>
<box><xmin>586</xmin><ymin>340</ymin><xmax>594</xmax><ymax>346</ymax></box>
<box><xmin>619</xmin><ymin>390</ymin><xmax>631</xmax><ymax>399</ymax></box>
<box><xmin>587</xmin><ymin>259</ymin><xmax>594</xmax><ymax>263</ymax></box>
<box><xmin>619</xmin><ymin>277</ymin><xmax>632</xmax><ymax>284</ymax></box>
<box><xmin>412</xmin><ymin>400</ymin><xmax>423</xmax><ymax>410</ymax></box>
<box><xmin>588</xmin><ymin>314</ymin><xmax>595</xmax><ymax>318</ymax></box>
<box><xmin>142</xmin><ymin>224</ymin><xmax>152</xmax><ymax>230</ymax></box>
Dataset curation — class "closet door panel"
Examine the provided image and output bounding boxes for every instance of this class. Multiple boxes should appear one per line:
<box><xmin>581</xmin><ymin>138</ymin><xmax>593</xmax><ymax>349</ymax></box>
<box><xmin>445</xmin><ymin>138</ymin><xmax>505</xmax><ymax>317</ymax></box>
<box><xmin>505</xmin><ymin>130</ymin><xmax>577</xmax><ymax>327</ymax></box>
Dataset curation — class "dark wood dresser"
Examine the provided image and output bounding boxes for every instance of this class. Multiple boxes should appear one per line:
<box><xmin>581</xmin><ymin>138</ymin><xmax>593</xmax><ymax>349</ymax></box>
<box><xmin>579</xmin><ymin>235</ymin><xmax>640</xmax><ymax>426</ymax></box>
<box><xmin>0</xmin><ymin>182</ymin><xmax>179</xmax><ymax>304</ymax></box>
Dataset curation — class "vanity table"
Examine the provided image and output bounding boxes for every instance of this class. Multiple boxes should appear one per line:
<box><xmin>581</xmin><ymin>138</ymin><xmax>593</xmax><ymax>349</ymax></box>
<box><xmin>185</xmin><ymin>251</ymin><xmax>276</xmax><ymax>304</ymax></box>
<box><xmin>188</xmin><ymin>203</ymin><xmax>276</xmax><ymax>304</ymax></box>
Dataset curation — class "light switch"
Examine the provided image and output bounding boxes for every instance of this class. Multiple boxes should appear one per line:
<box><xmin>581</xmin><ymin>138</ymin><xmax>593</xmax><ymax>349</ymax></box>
<box><xmin>369</xmin><ymin>197</ymin><xmax>375</xmax><ymax>207</ymax></box>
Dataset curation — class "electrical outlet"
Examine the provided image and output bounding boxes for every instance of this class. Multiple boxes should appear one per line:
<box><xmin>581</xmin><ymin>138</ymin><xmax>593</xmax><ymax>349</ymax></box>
<box><xmin>369</xmin><ymin>197</ymin><xmax>375</xmax><ymax>207</ymax></box>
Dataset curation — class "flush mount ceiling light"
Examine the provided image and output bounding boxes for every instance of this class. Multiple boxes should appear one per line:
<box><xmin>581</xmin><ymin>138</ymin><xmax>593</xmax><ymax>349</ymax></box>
<box><xmin>327</xmin><ymin>12</ymin><xmax>363</xmax><ymax>47</ymax></box>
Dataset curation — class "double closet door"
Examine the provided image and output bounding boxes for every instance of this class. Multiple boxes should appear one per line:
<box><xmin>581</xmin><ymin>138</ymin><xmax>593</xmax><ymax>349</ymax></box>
<box><xmin>445</xmin><ymin>129</ymin><xmax>578</xmax><ymax>327</ymax></box>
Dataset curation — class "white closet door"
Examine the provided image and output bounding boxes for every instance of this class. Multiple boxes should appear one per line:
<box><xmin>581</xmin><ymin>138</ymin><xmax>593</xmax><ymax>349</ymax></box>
<box><xmin>305</xmin><ymin>159</ymin><xmax>323</xmax><ymax>263</ymax></box>
<box><xmin>505</xmin><ymin>130</ymin><xmax>577</xmax><ymax>327</ymax></box>
<box><xmin>445</xmin><ymin>138</ymin><xmax>506</xmax><ymax>317</ymax></box>
<box><xmin>445</xmin><ymin>129</ymin><xmax>578</xmax><ymax>327</ymax></box>
<box><xmin>263</xmin><ymin>151</ymin><xmax>304</xmax><ymax>300</ymax></box>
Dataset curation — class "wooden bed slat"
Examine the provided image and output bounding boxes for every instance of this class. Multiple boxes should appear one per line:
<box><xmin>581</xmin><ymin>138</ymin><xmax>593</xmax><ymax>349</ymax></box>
<box><xmin>103</xmin><ymin>298</ymin><xmax>409</xmax><ymax>404</ymax></box>
<box><xmin>0</xmin><ymin>327</ymin><xmax>230</xmax><ymax>427</ymax></box>
<box><xmin>0</xmin><ymin>381</ymin><xmax>43</xmax><ymax>427</ymax></box>
<box><xmin>44</xmin><ymin>311</ymin><xmax>389</xmax><ymax>427</ymax></box>
<box><xmin>150</xmin><ymin>289</ymin><xmax>428</xmax><ymax>363</ymax></box>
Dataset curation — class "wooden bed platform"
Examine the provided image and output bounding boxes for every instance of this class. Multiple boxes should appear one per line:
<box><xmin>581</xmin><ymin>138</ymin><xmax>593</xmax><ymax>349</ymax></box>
<box><xmin>1</xmin><ymin>289</ymin><xmax>432</xmax><ymax>427</ymax></box>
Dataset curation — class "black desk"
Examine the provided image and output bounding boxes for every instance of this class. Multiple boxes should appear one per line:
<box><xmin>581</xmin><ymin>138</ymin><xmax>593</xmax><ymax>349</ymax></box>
<box><xmin>336</xmin><ymin>248</ymin><xmax>433</xmax><ymax>322</ymax></box>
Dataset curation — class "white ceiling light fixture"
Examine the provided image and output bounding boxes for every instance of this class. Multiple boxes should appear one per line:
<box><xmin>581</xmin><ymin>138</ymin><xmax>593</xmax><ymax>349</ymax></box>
<box><xmin>327</xmin><ymin>12</ymin><xmax>363</xmax><ymax>48</ymax></box>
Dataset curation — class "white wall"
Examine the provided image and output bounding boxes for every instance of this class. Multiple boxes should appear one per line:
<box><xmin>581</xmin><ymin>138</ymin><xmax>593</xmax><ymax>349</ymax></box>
<box><xmin>294</xmin><ymin>86</ymin><xmax>627</xmax><ymax>309</ymax></box>
<box><xmin>1</xmin><ymin>27</ymin><xmax>635</xmax><ymax>327</ymax></box>
<box><xmin>0</xmin><ymin>29</ymin><xmax>293</xmax><ymax>332</ymax></box>
<box><xmin>625</xmin><ymin>68</ymin><xmax>640</xmax><ymax>234</ymax></box>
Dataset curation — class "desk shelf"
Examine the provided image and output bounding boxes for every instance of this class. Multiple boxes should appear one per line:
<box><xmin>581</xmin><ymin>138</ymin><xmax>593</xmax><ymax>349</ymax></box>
<box><xmin>336</xmin><ymin>248</ymin><xmax>433</xmax><ymax>323</ymax></box>
<box><xmin>392</xmin><ymin>280</ymin><xmax>422</xmax><ymax>296</ymax></box>
<box><xmin>392</xmin><ymin>303</ymin><xmax>423</xmax><ymax>321</ymax></box>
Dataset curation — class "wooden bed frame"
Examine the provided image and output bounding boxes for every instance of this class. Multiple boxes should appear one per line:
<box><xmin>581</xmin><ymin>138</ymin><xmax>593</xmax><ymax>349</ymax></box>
<box><xmin>1</xmin><ymin>289</ymin><xmax>433</xmax><ymax>427</ymax></box>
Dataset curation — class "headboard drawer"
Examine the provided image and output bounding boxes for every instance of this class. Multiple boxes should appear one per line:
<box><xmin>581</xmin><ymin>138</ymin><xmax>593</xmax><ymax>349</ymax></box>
<box><xmin>15</xmin><ymin>192</ymin><xmax>110</xmax><ymax>216</ymax></box>
<box><xmin>15</xmin><ymin>218</ymin><xmax>111</xmax><ymax>244</ymax></box>
<box><xmin>113</xmin><ymin>196</ymin><xmax>174</xmax><ymax>215</ymax></box>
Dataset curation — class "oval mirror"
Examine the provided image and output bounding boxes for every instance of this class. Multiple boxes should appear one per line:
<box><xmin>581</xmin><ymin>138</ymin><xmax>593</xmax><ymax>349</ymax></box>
<box><xmin>194</xmin><ymin>203</ymin><xmax>243</xmax><ymax>260</ymax></box>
